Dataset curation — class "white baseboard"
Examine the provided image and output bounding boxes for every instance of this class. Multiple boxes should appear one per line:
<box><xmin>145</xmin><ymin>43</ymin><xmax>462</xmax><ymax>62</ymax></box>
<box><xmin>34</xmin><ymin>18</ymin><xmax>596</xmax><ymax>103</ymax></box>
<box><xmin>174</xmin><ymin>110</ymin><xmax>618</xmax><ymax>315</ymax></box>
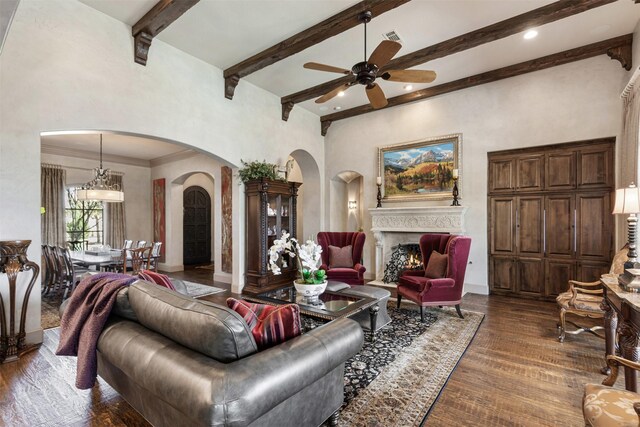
<box><xmin>26</xmin><ymin>328</ymin><xmax>43</xmax><ymax>345</ymax></box>
<box><xmin>214</xmin><ymin>272</ymin><xmax>232</xmax><ymax>284</ymax></box>
<box><xmin>159</xmin><ymin>263</ymin><xmax>184</xmax><ymax>272</ymax></box>
<box><xmin>366</xmin><ymin>280</ymin><xmax>397</xmax><ymax>288</ymax></box>
<box><xmin>464</xmin><ymin>282</ymin><xmax>489</xmax><ymax>295</ymax></box>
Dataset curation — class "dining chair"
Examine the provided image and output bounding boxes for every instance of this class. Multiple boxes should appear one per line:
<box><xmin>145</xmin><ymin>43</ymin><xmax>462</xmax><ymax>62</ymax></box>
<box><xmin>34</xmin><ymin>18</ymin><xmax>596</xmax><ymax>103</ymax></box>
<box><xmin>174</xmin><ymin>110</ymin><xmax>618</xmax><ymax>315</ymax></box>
<box><xmin>120</xmin><ymin>247</ymin><xmax>152</xmax><ymax>275</ymax></box>
<box><xmin>123</xmin><ymin>239</ymin><xmax>133</xmax><ymax>249</ymax></box>
<box><xmin>135</xmin><ymin>240</ymin><xmax>147</xmax><ymax>249</ymax></box>
<box><xmin>41</xmin><ymin>245</ymin><xmax>55</xmax><ymax>294</ymax></box>
<box><xmin>149</xmin><ymin>242</ymin><xmax>162</xmax><ymax>271</ymax></box>
<box><xmin>58</xmin><ymin>246</ymin><xmax>89</xmax><ymax>299</ymax></box>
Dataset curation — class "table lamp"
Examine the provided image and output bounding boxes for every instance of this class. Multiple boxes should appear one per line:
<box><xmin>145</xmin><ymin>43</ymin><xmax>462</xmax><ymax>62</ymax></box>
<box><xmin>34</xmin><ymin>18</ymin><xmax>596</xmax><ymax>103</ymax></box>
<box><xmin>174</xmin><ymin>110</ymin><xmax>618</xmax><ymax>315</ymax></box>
<box><xmin>613</xmin><ymin>183</ymin><xmax>640</xmax><ymax>291</ymax></box>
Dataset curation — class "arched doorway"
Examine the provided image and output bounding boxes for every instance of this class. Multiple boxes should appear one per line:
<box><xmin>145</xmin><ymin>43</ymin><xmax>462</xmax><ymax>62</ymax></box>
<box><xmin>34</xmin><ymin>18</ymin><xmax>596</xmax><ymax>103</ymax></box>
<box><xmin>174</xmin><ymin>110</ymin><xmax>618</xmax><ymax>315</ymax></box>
<box><xmin>183</xmin><ymin>186</ymin><xmax>211</xmax><ymax>265</ymax></box>
<box><xmin>288</xmin><ymin>149</ymin><xmax>322</xmax><ymax>239</ymax></box>
<box><xmin>330</xmin><ymin>171</ymin><xmax>363</xmax><ymax>232</ymax></box>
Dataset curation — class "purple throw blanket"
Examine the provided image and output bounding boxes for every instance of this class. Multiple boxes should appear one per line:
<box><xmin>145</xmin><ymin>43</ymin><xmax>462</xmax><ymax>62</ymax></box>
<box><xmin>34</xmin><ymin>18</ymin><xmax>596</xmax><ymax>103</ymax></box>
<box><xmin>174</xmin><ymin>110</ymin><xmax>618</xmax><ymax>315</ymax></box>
<box><xmin>56</xmin><ymin>272</ymin><xmax>137</xmax><ymax>389</ymax></box>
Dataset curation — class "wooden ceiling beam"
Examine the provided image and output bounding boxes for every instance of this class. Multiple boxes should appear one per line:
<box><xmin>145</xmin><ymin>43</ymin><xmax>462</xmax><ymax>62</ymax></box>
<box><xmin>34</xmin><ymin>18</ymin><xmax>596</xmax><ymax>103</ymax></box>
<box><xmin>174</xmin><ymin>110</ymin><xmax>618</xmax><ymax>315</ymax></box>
<box><xmin>319</xmin><ymin>34</ymin><xmax>633</xmax><ymax>136</ymax></box>
<box><xmin>282</xmin><ymin>0</ymin><xmax>618</xmax><ymax>121</ymax></box>
<box><xmin>132</xmin><ymin>0</ymin><xmax>200</xmax><ymax>66</ymax></box>
<box><xmin>222</xmin><ymin>0</ymin><xmax>411</xmax><ymax>100</ymax></box>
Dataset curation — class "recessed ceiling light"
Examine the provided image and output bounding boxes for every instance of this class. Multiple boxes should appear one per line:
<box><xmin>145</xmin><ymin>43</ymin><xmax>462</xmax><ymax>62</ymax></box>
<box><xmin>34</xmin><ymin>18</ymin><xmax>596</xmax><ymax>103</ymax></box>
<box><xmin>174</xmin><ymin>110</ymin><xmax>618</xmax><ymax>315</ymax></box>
<box><xmin>337</xmin><ymin>91</ymin><xmax>345</xmax><ymax>97</ymax></box>
<box><xmin>334</xmin><ymin>106</ymin><xmax>342</xmax><ymax>111</ymax></box>
<box><xmin>403</xmin><ymin>84</ymin><xmax>413</xmax><ymax>91</ymax></box>
<box><xmin>523</xmin><ymin>29</ymin><xmax>538</xmax><ymax>40</ymax></box>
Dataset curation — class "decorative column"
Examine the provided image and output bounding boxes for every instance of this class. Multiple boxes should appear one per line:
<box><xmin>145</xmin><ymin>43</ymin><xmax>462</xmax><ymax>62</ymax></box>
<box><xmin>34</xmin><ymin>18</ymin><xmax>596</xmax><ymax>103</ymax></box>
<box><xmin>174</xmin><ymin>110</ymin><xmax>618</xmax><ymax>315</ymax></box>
<box><xmin>0</xmin><ymin>240</ymin><xmax>40</xmax><ymax>363</ymax></box>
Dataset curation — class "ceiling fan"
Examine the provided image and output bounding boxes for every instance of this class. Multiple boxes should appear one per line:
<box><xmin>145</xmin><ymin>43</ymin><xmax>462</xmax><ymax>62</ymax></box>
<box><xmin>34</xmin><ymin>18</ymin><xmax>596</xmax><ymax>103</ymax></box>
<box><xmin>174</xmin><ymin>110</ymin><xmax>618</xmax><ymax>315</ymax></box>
<box><xmin>304</xmin><ymin>11</ymin><xmax>436</xmax><ymax>109</ymax></box>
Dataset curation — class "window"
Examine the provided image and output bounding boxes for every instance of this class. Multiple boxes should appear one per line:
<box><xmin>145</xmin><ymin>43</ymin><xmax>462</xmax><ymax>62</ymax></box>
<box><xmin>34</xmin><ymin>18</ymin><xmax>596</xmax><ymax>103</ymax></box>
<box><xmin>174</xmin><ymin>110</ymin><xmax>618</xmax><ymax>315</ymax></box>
<box><xmin>64</xmin><ymin>188</ymin><xmax>104</xmax><ymax>247</ymax></box>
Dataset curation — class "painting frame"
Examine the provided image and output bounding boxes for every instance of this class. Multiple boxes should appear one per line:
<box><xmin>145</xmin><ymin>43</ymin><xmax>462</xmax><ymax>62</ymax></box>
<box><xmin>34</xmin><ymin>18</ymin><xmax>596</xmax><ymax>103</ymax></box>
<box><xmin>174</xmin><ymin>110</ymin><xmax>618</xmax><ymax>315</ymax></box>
<box><xmin>378</xmin><ymin>133</ymin><xmax>462</xmax><ymax>202</ymax></box>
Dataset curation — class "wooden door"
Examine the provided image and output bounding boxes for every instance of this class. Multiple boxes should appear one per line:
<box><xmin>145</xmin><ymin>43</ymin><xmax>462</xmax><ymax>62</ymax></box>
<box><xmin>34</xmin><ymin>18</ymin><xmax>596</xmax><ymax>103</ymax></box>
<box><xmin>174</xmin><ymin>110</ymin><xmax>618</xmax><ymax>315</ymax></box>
<box><xmin>183</xmin><ymin>186</ymin><xmax>211</xmax><ymax>265</ymax></box>
<box><xmin>576</xmin><ymin>192</ymin><xmax>612</xmax><ymax>261</ymax></box>
<box><xmin>517</xmin><ymin>155</ymin><xmax>544</xmax><ymax>192</ymax></box>
<box><xmin>490</xmin><ymin>197</ymin><xmax>516</xmax><ymax>255</ymax></box>
<box><xmin>545</xmin><ymin>259</ymin><xmax>576</xmax><ymax>297</ymax></box>
<box><xmin>545</xmin><ymin>151</ymin><xmax>576</xmax><ymax>190</ymax></box>
<box><xmin>578</xmin><ymin>261</ymin><xmax>611</xmax><ymax>283</ymax></box>
<box><xmin>545</xmin><ymin>195</ymin><xmax>575</xmax><ymax>258</ymax></box>
<box><xmin>489</xmin><ymin>158</ymin><xmax>515</xmax><ymax>193</ymax></box>
<box><xmin>517</xmin><ymin>196</ymin><xmax>544</xmax><ymax>257</ymax></box>
<box><xmin>490</xmin><ymin>256</ymin><xmax>516</xmax><ymax>292</ymax></box>
<box><xmin>518</xmin><ymin>258</ymin><xmax>544</xmax><ymax>295</ymax></box>
<box><xmin>577</xmin><ymin>144</ymin><xmax>613</xmax><ymax>189</ymax></box>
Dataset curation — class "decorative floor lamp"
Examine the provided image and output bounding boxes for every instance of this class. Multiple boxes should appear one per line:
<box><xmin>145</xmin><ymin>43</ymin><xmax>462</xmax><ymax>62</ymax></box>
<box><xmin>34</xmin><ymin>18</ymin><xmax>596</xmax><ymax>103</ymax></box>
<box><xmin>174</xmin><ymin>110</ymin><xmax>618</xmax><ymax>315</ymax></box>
<box><xmin>613</xmin><ymin>184</ymin><xmax>640</xmax><ymax>291</ymax></box>
<box><xmin>0</xmin><ymin>240</ymin><xmax>40</xmax><ymax>362</ymax></box>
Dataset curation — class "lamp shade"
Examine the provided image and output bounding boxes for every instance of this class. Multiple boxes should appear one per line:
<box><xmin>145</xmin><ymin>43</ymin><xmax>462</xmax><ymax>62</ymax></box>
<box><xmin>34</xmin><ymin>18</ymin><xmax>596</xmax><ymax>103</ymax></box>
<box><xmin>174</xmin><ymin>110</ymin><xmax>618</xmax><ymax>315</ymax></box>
<box><xmin>76</xmin><ymin>188</ymin><xmax>124</xmax><ymax>203</ymax></box>
<box><xmin>613</xmin><ymin>184</ymin><xmax>640</xmax><ymax>214</ymax></box>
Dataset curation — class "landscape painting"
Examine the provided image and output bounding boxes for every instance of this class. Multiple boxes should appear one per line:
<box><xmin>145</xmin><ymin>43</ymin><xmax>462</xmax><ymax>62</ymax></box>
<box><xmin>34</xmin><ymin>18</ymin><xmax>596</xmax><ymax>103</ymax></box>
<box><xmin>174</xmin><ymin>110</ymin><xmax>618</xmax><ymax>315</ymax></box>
<box><xmin>379</xmin><ymin>134</ymin><xmax>461</xmax><ymax>201</ymax></box>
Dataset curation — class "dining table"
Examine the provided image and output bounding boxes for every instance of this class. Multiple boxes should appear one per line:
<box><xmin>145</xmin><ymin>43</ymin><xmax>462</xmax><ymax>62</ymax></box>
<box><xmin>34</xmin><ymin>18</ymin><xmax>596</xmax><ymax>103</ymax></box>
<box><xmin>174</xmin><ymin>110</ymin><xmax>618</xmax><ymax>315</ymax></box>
<box><xmin>70</xmin><ymin>250</ymin><xmax>122</xmax><ymax>269</ymax></box>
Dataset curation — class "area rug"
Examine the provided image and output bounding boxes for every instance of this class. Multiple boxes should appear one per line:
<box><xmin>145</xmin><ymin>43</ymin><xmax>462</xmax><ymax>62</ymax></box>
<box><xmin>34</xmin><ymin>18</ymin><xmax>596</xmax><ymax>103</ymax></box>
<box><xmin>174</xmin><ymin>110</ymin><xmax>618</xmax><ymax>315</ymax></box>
<box><xmin>41</xmin><ymin>280</ymin><xmax>225</xmax><ymax>329</ymax></box>
<box><xmin>307</xmin><ymin>303</ymin><xmax>484</xmax><ymax>427</ymax></box>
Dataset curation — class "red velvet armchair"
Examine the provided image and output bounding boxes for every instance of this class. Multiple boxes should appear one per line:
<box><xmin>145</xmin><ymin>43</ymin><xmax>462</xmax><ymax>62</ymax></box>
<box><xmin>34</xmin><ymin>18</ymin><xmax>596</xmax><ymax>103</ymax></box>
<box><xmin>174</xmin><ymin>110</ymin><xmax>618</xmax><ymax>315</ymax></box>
<box><xmin>397</xmin><ymin>234</ymin><xmax>471</xmax><ymax>321</ymax></box>
<box><xmin>317</xmin><ymin>232</ymin><xmax>366</xmax><ymax>286</ymax></box>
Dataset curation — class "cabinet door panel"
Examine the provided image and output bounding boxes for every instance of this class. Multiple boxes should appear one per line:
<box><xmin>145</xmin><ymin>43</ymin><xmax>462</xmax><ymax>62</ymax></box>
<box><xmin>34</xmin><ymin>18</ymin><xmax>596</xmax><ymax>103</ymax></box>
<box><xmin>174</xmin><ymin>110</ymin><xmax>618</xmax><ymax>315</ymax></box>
<box><xmin>545</xmin><ymin>259</ymin><xmax>576</xmax><ymax>297</ymax></box>
<box><xmin>490</xmin><ymin>257</ymin><xmax>516</xmax><ymax>291</ymax></box>
<box><xmin>518</xmin><ymin>196</ymin><xmax>543</xmax><ymax>257</ymax></box>
<box><xmin>545</xmin><ymin>151</ymin><xmax>576</xmax><ymax>190</ymax></box>
<box><xmin>490</xmin><ymin>197</ymin><xmax>516</xmax><ymax>255</ymax></box>
<box><xmin>577</xmin><ymin>145</ymin><xmax>613</xmax><ymax>189</ymax></box>
<box><xmin>517</xmin><ymin>155</ymin><xmax>544</xmax><ymax>191</ymax></box>
<box><xmin>545</xmin><ymin>195</ymin><xmax>575</xmax><ymax>258</ymax></box>
<box><xmin>518</xmin><ymin>258</ymin><xmax>544</xmax><ymax>295</ymax></box>
<box><xmin>578</xmin><ymin>261</ymin><xmax>610</xmax><ymax>283</ymax></box>
<box><xmin>576</xmin><ymin>193</ymin><xmax>612</xmax><ymax>260</ymax></box>
<box><xmin>489</xmin><ymin>158</ymin><xmax>515</xmax><ymax>193</ymax></box>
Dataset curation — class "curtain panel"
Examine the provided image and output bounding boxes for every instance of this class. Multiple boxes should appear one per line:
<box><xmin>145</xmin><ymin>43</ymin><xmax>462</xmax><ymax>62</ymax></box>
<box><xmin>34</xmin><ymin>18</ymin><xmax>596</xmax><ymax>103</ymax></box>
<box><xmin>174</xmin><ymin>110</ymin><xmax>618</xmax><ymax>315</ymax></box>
<box><xmin>106</xmin><ymin>173</ymin><xmax>126</xmax><ymax>248</ymax></box>
<box><xmin>41</xmin><ymin>164</ymin><xmax>66</xmax><ymax>245</ymax></box>
<box><xmin>621</xmin><ymin>86</ymin><xmax>640</xmax><ymax>187</ymax></box>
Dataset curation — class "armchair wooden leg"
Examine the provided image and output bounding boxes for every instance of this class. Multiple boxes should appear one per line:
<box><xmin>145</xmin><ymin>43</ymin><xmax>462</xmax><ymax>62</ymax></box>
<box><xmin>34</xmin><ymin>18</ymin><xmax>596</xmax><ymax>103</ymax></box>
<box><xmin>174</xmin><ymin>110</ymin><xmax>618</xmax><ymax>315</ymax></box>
<box><xmin>455</xmin><ymin>304</ymin><xmax>464</xmax><ymax>319</ymax></box>
<box><xmin>420</xmin><ymin>306</ymin><xmax>424</xmax><ymax>322</ymax></box>
<box><xmin>396</xmin><ymin>294</ymin><xmax>402</xmax><ymax>309</ymax></box>
<box><xmin>558</xmin><ymin>308</ymin><xmax>566</xmax><ymax>343</ymax></box>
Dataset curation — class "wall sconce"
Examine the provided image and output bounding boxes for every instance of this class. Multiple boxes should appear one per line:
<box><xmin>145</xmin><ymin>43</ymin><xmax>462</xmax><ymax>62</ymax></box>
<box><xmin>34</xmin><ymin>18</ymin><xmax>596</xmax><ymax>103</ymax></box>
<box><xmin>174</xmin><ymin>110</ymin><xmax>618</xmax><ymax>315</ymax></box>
<box><xmin>348</xmin><ymin>200</ymin><xmax>357</xmax><ymax>210</ymax></box>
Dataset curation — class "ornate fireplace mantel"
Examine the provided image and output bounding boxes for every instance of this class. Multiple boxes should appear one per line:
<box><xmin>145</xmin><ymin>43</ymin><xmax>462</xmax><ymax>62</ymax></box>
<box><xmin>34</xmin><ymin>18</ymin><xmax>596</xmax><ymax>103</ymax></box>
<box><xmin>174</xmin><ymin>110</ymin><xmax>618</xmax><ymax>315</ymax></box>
<box><xmin>368</xmin><ymin>206</ymin><xmax>468</xmax><ymax>285</ymax></box>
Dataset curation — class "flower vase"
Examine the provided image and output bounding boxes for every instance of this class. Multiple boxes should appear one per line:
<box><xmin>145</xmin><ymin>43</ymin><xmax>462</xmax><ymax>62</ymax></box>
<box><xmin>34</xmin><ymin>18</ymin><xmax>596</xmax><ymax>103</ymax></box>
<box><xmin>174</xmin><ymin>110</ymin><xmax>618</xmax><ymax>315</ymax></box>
<box><xmin>293</xmin><ymin>280</ymin><xmax>327</xmax><ymax>303</ymax></box>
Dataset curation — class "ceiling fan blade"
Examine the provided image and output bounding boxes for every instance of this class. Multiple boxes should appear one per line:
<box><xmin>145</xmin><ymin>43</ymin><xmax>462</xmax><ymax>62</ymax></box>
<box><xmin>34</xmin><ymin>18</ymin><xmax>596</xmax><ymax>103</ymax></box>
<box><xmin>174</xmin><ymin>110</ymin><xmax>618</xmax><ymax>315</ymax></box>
<box><xmin>315</xmin><ymin>83</ymin><xmax>352</xmax><ymax>104</ymax></box>
<box><xmin>368</xmin><ymin>40</ymin><xmax>402</xmax><ymax>68</ymax></box>
<box><xmin>383</xmin><ymin>69</ymin><xmax>437</xmax><ymax>83</ymax></box>
<box><xmin>304</xmin><ymin>62</ymin><xmax>352</xmax><ymax>75</ymax></box>
<box><xmin>366</xmin><ymin>83</ymin><xmax>388</xmax><ymax>109</ymax></box>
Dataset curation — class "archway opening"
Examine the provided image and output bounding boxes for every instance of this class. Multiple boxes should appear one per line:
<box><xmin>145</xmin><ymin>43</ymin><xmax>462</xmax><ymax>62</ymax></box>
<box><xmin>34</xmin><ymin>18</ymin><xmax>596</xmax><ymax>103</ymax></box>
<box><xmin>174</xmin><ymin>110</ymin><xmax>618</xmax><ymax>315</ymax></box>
<box><xmin>287</xmin><ymin>149</ymin><xmax>322</xmax><ymax>240</ymax></box>
<box><xmin>330</xmin><ymin>171</ymin><xmax>364</xmax><ymax>232</ymax></box>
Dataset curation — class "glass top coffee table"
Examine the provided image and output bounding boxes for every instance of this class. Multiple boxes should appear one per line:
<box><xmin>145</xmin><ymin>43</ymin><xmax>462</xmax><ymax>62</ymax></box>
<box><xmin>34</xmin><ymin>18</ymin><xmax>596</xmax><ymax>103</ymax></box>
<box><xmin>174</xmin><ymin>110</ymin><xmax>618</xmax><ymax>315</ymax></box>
<box><xmin>244</xmin><ymin>286</ymin><xmax>380</xmax><ymax>341</ymax></box>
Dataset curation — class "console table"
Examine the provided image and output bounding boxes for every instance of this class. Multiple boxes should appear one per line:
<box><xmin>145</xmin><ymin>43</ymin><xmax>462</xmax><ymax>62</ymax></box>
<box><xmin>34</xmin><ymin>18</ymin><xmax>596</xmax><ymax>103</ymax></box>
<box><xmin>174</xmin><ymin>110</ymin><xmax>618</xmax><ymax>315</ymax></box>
<box><xmin>601</xmin><ymin>274</ymin><xmax>640</xmax><ymax>391</ymax></box>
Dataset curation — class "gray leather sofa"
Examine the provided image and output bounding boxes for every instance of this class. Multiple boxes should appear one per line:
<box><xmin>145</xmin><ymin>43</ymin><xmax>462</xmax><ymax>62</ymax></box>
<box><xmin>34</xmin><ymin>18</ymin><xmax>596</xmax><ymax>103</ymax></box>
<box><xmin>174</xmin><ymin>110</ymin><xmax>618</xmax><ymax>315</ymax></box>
<box><xmin>91</xmin><ymin>281</ymin><xmax>364</xmax><ymax>427</ymax></box>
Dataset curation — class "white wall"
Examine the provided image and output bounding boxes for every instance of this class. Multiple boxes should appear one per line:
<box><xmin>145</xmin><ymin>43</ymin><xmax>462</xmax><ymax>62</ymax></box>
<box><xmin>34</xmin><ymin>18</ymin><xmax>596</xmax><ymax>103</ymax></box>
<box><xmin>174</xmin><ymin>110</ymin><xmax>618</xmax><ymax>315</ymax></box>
<box><xmin>325</xmin><ymin>56</ymin><xmax>627</xmax><ymax>294</ymax></box>
<box><xmin>41</xmin><ymin>152</ymin><xmax>152</xmax><ymax>244</ymax></box>
<box><xmin>0</xmin><ymin>0</ymin><xmax>324</xmax><ymax>342</ymax></box>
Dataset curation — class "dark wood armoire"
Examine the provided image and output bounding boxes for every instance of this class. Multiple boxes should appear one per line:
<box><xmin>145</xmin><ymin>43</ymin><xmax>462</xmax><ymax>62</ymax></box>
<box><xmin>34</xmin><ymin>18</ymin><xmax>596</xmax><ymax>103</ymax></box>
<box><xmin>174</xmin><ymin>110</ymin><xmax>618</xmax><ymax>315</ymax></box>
<box><xmin>488</xmin><ymin>138</ymin><xmax>615</xmax><ymax>301</ymax></box>
<box><xmin>244</xmin><ymin>178</ymin><xmax>301</xmax><ymax>294</ymax></box>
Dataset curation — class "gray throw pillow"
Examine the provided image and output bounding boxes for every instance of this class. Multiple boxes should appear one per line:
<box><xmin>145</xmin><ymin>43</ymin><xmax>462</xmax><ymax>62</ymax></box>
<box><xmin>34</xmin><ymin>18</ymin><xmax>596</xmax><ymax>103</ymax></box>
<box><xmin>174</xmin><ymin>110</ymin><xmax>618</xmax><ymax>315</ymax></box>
<box><xmin>329</xmin><ymin>245</ymin><xmax>353</xmax><ymax>268</ymax></box>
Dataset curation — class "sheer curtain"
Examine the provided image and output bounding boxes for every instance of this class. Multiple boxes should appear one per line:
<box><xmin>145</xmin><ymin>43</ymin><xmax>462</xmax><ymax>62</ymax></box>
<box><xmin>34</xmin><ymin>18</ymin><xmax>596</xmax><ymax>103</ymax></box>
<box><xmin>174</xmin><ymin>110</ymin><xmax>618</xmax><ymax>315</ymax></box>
<box><xmin>41</xmin><ymin>164</ymin><xmax>66</xmax><ymax>245</ymax></box>
<box><xmin>106</xmin><ymin>172</ymin><xmax>126</xmax><ymax>248</ymax></box>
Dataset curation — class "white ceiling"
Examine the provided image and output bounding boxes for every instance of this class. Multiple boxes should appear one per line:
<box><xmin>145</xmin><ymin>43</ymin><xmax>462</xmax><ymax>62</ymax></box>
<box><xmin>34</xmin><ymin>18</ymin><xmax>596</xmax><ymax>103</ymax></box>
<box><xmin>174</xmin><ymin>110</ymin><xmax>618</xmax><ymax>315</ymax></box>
<box><xmin>79</xmin><ymin>0</ymin><xmax>640</xmax><ymax>115</ymax></box>
<box><xmin>41</xmin><ymin>132</ymin><xmax>189</xmax><ymax>161</ymax></box>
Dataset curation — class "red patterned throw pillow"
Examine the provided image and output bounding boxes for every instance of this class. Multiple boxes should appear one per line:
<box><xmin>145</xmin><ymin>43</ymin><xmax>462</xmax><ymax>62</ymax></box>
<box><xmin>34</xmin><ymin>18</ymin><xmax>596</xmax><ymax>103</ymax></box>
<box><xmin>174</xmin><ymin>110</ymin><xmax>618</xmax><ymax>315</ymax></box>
<box><xmin>424</xmin><ymin>251</ymin><xmax>448</xmax><ymax>279</ymax></box>
<box><xmin>138</xmin><ymin>270</ymin><xmax>176</xmax><ymax>291</ymax></box>
<box><xmin>226</xmin><ymin>298</ymin><xmax>302</xmax><ymax>350</ymax></box>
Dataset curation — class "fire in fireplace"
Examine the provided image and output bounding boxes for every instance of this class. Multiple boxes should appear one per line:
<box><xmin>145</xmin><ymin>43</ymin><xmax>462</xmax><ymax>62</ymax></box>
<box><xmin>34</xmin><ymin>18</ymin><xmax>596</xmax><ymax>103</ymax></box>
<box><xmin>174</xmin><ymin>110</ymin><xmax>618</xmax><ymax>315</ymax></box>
<box><xmin>383</xmin><ymin>243</ymin><xmax>422</xmax><ymax>283</ymax></box>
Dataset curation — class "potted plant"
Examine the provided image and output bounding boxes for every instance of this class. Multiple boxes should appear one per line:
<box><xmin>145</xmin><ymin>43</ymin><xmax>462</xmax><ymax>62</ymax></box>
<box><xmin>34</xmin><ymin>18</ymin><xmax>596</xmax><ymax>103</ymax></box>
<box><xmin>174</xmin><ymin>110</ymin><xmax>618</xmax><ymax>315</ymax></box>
<box><xmin>238</xmin><ymin>159</ymin><xmax>285</xmax><ymax>183</ymax></box>
<box><xmin>268</xmin><ymin>232</ymin><xmax>327</xmax><ymax>300</ymax></box>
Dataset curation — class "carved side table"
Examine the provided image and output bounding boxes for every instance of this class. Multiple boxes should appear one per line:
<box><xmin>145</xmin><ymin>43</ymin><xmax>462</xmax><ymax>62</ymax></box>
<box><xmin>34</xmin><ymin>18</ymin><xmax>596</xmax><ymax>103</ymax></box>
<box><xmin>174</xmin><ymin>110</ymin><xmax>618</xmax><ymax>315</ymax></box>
<box><xmin>0</xmin><ymin>240</ymin><xmax>40</xmax><ymax>362</ymax></box>
<box><xmin>601</xmin><ymin>275</ymin><xmax>640</xmax><ymax>391</ymax></box>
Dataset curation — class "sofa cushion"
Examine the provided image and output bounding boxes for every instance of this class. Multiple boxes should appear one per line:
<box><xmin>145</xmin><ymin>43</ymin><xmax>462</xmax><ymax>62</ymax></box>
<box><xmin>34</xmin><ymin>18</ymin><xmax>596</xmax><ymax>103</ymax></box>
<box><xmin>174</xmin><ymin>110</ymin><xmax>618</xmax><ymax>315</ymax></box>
<box><xmin>329</xmin><ymin>245</ymin><xmax>353</xmax><ymax>268</ymax></box>
<box><xmin>138</xmin><ymin>270</ymin><xmax>176</xmax><ymax>290</ymax></box>
<box><xmin>127</xmin><ymin>281</ymin><xmax>258</xmax><ymax>362</ymax></box>
<box><xmin>226</xmin><ymin>298</ymin><xmax>302</xmax><ymax>350</ymax></box>
<box><xmin>425</xmin><ymin>251</ymin><xmax>448</xmax><ymax>279</ymax></box>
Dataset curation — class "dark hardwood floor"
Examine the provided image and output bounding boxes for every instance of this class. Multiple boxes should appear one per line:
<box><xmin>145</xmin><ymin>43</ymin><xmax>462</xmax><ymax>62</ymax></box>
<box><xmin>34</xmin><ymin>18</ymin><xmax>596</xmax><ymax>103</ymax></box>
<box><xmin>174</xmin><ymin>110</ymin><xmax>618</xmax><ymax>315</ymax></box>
<box><xmin>0</xmin><ymin>271</ymin><xmax>623</xmax><ymax>426</ymax></box>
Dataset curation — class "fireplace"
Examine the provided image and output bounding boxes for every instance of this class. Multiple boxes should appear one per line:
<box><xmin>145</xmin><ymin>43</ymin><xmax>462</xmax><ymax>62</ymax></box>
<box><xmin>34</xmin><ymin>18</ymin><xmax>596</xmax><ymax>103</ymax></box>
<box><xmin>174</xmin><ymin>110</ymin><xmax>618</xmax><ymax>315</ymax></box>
<box><xmin>368</xmin><ymin>206</ymin><xmax>468</xmax><ymax>286</ymax></box>
<box><xmin>383</xmin><ymin>243</ymin><xmax>422</xmax><ymax>283</ymax></box>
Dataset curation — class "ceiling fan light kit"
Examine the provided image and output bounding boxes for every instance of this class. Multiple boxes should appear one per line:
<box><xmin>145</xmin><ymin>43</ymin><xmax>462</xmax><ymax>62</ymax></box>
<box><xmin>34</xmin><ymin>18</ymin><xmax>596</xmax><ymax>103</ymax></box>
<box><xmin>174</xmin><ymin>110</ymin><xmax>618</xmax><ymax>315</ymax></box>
<box><xmin>303</xmin><ymin>10</ymin><xmax>437</xmax><ymax>110</ymax></box>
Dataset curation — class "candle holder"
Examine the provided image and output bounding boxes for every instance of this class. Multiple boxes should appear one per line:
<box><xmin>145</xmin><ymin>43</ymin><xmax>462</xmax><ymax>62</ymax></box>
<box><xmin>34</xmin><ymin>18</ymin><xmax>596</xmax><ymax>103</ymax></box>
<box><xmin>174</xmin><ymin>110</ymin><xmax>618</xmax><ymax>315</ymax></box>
<box><xmin>0</xmin><ymin>240</ymin><xmax>40</xmax><ymax>363</ymax></box>
<box><xmin>451</xmin><ymin>177</ymin><xmax>460</xmax><ymax>206</ymax></box>
<box><xmin>376</xmin><ymin>183</ymin><xmax>382</xmax><ymax>208</ymax></box>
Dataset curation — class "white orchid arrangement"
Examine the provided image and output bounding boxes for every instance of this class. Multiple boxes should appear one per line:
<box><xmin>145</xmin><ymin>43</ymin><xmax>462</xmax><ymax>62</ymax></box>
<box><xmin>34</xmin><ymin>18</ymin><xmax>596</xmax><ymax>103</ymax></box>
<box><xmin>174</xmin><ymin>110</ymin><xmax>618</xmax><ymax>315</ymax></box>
<box><xmin>268</xmin><ymin>232</ymin><xmax>326</xmax><ymax>284</ymax></box>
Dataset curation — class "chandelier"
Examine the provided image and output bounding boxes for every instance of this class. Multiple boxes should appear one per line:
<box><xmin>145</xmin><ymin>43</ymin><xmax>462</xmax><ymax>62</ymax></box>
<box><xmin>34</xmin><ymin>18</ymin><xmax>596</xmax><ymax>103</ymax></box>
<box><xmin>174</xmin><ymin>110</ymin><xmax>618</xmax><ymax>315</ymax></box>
<box><xmin>76</xmin><ymin>134</ymin><xmax>124</xmax><ymax>203</ymax></box>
